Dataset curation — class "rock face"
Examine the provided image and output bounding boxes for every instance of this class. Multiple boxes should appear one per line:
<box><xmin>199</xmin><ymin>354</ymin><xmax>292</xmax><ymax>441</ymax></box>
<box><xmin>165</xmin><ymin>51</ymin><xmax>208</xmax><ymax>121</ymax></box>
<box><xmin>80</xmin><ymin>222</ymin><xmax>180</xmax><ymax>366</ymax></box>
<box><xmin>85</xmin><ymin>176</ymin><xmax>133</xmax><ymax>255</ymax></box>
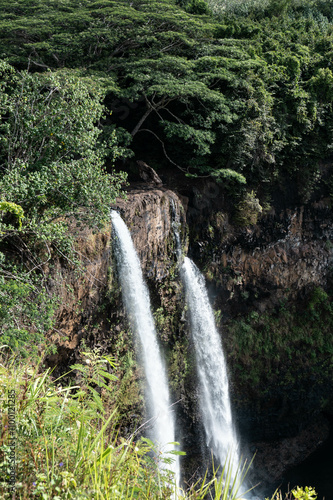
<box><xmin>180</xmin><ymin>181</ymin><xmax>333</xmax><ymax>485</ymax></box>
<box><xmin>113</xmin><ymin>186</ymin><xmax>186</xmax><ymax>280</ymax></box>
<box><xmin>184</xmin><ymin>182</ymin><xmax>333</xmax><ymax>304</ymax></box>
<box><xmin>199</xmin><ymin>203</ymin><xmax>333</xmax><ymax>309</ymax></box>
<box><xmin>252</xmin><ymin>414</ymin><xmax>330</xmax><ymax>487</ymax></box>
<box><xmin>136</xmin><ymin>161</ymin><xmax>163</xmax><ymax>186</ymax></box>
<box><xmin>47</xmin><ymin>179</ymin><xmax>333</xmax><ymax>487</ymax></box>
<box><xmin>45</xmin><ymin>225</ymin><xmax>111</xmax><ymax>369</ymax></box>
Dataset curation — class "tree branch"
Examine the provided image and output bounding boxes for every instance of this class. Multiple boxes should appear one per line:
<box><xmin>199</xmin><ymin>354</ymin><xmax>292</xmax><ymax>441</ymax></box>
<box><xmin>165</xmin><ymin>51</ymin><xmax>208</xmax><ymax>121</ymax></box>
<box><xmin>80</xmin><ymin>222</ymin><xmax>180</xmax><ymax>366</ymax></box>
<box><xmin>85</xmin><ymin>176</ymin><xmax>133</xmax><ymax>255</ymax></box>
<box><xmin>137</xmin><ymin>128</ymin><xmax>212</xmax><ymax>178</ymax></box>
<box><xmin>137</xmin><ymin>128</ymin><xmax>188</xmax><ymax>173</ymax></box>
<box><xmin>130</xmin><ymin>103</ymin><xmax>153</xmax><ymax>137</ymax></box>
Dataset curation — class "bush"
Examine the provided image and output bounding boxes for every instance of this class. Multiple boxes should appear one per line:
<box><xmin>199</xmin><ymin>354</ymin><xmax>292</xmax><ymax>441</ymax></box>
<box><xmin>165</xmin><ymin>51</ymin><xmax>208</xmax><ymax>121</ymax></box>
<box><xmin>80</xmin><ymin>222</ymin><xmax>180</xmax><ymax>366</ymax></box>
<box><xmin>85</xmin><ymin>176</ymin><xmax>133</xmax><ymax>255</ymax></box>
<box><xmin>233</xmin><ymin>191</ymin><xmax>262</xmax><ymax>226</ymax></box>
<box><xmin>186</xmin><ymin>0</ymin><xmax>210</xmax><ymax>15</ymax></box>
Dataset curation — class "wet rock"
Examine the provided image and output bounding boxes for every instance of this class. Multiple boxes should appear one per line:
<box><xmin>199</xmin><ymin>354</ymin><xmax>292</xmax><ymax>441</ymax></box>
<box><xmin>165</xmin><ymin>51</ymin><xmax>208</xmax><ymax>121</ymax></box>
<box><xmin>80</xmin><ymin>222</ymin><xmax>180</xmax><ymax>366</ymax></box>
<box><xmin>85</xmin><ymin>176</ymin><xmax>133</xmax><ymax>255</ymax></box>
<box><xmin>250</xmin><ymin>415</ymin><xmax>330</xmax><ymax>485</ymax></box>
<box><xmin>114</xmin><ymin>186</ymin><xmax>186</xmax><ymax>280</ymax></box>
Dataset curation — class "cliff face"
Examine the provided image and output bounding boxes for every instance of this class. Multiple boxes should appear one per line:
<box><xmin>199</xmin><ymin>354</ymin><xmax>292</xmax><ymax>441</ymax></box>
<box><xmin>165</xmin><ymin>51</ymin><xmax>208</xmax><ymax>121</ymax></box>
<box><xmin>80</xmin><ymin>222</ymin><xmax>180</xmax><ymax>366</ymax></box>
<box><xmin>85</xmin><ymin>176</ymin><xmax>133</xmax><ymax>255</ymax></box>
<box><xmin>45</xmin><ymin>225</ymin><xmax>111</xmax><ymax>369</ymax></box>
<box><xmin>48</xmin><ymin>180</ymin><xmax>333</xmax><ymax>485</ymax></box>
<box><xmin>181</xmin><ymin>183</ymin><xmax>333</xmax><ymax>484</ymax></box>
<box><xmin>113</xmin><ymin>186</ymin><xmax>187</xmax><ymax>280</ymax></box>
<box><xmin>191</xmin><ymin>200</ymin><xmax>333</xmax><ymax>310</ymax></box>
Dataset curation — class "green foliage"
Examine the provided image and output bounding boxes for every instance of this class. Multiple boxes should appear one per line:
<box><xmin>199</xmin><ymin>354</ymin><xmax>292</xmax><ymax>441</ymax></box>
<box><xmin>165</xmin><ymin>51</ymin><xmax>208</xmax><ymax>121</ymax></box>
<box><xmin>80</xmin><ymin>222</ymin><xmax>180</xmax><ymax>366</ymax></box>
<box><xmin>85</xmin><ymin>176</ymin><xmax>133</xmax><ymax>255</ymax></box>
<box><xmin>267</xmin><ymin>0</ymin><xmax>292</xmax><ymax>17</ymax></box>
<box><xmin>0</xmin><ymin>350</ymin><xmax>253</xmax><ymax>499</ymax></box>
<box><xmin>1</xmin><ymin>0</ymin><xmax>333</xmax><ymax>198</ymax></box>
<box><xmin>309</xmin><ymin>67</ymin><xmax>333</xmax><ymax>103</ymax></box>
<box><xmin>0</xmin><ymin>201</ymin><xmax>24</xmax><ymax>230</ymax></box>
<box><xmin>169</xmin><ymin>340</ymin><xmax>190</xmax><ymax>395</ymax></box>
<box><xmin>227</xmin><ymin>286</ymin><xmax>333</xmax><ymax>391</ymax></box>
<box><xmin>0</xmin><ymin>63</ymin><xmax>127</xmax><ymax>232</ymax></box>
<box><xmin>0</xmin><ymin>2</ymin><xmax>330</xmax><ymax>494</ymax></box>
<box><xmin>233</xmin><ymin>191</ymin><xmax>262</xmax><ymax>226</ymax></box>
<box><xmin>211</xmin><ymin>169</ymin><xmax>247</xmax><ymax>186</ymax></box>
<box><xmin>269</xmin><ymin>485</ymin><xmax>317</xmax><ymax>500</ymax></box>
<box><xmin>71</xmin><ymin>347</ymin><xmax>118</xmax><ymax>402</ymax></box>
<box><xmin>184</xmin><ymin>452</ymin><xmax>255</xmax><ymax>500</ymax></box>
<box><xmin>208</xmin><ymin>0</ymin><xmax>269</xmax><ymax>17</ymax></box>
<box><xmin>0</xmin><ymin>352</ymin><xmax>178</xmax><ymax>499</ymax></box>
<box><xmin>292</xmin><ymin>486</ymin><xmax>317</xmax><ymax>500</ymax></box>
<box><xmin>0</xmin><ymin>61</ymin><xmax>127</xmax><ymax>358</ymax></box>
<box><xmin>185</xmin><ymin>0</ymin><xmax>210</xmax><ymax>15</ymax></box>
<box><xmin>0</xmin><ymin>276</ymin><xmax>58</xmax><ymax>357</ymax></box>
<box><xmin>308</xmin><ymin>286</ymin><xmax>329</xmax><ymax>315</ymax></box>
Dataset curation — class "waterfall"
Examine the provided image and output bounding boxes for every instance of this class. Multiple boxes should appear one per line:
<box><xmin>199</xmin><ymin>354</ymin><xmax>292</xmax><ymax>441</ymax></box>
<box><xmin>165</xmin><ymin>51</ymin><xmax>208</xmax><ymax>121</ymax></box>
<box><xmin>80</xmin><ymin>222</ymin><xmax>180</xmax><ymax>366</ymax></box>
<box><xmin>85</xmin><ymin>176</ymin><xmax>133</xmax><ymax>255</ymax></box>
<box><xmin>181</xmin><ymin>256</ymin><xmax>241</xmax><ymax>477</ymax></box>
<box><xmin>169</xmin><ymin>195</ymin><xmax>250</xmax><ymax>492</ymax></box>
<box><xmin>170</xmin><ymin>198</ymin><xmax>182</xmax><ymax>261</ymax></box>
<box><xmin>110</xmin><ymin>210</ymin><xmax>180</xmax><ymax>488</ymax></box>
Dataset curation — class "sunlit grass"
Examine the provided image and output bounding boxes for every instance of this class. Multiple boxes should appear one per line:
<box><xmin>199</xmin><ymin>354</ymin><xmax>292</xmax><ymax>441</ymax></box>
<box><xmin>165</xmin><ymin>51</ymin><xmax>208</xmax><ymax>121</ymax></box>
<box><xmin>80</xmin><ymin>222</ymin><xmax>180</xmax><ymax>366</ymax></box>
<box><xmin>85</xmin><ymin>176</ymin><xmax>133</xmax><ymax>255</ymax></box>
<box><xmin>0</xmin><ymin>347</ymin><xmax>255</xmax><ymax>499</ymax></box>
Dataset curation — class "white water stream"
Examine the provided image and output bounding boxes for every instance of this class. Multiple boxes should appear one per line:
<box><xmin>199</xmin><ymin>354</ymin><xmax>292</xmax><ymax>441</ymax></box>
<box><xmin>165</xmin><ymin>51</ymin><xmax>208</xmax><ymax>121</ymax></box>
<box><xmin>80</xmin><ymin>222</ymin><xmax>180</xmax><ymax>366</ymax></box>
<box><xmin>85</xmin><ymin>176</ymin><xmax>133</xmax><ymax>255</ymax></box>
<box><xmin>110</xmin><ymin>210</ymin><xmax>180</xmax><ymax>488</ymax></box>
<box><xmin>181</xmin><ymin>256</ymin><xmax>241</xmax><ymax>476</ymax></box>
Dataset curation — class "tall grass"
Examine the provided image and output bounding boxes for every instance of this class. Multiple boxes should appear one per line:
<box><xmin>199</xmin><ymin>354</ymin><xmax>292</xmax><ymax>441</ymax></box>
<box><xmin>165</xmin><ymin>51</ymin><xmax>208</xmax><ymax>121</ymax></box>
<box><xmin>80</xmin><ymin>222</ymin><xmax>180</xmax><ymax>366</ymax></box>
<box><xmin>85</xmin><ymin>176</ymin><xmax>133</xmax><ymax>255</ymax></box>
<box><xmin>184</xmin><ymin>453</ymin><xmax>255</xmax><ymax>500</ymax></box>
<box><xmin>0</xmin><ymin>347</ymin><xmax>253</xmax><ymax>499</ymax></box>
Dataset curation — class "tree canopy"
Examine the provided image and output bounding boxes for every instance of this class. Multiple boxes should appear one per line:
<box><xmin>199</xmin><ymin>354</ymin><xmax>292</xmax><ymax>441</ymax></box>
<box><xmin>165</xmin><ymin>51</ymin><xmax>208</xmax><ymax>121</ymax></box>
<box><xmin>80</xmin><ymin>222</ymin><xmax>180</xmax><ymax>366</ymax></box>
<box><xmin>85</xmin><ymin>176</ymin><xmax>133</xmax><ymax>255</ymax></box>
<box><xmin>1</xmin><ymin>0</ymin><xmax>332</xmax><ymax>200</ymax></box>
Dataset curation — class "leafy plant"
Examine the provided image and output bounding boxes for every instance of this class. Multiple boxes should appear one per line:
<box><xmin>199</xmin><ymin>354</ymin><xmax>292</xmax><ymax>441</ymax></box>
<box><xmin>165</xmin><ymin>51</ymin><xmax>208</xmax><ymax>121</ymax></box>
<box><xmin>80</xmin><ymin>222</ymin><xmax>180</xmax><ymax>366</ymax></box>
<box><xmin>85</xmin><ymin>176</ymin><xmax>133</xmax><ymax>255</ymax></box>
<box><xmin>0</xmin><ymin>275</ymin><xmax>58</xmax><ymax>357</ymax></box>
<box><xmin>292</xmin><ymin>486</ymin><xmax>317</xmax><ymax>500</ymax></box>
<box><xmin>269</xmin><ymin>486</ymin><xmax>317</xmax><ymax>500</ymax></box>
<box><xmin>0</xmin><ymin>61</ymin><xmax>127</xmax><ymax>358</ymax></box>
<box><xmin>233</xmin><ymin>191</ymin><xmax>262</xmax><ymax>226</ymax></box>
<box><xmin>0</xmin><ymin>202</ymin><xmax>24</xmax><ymax>230</ymax></box>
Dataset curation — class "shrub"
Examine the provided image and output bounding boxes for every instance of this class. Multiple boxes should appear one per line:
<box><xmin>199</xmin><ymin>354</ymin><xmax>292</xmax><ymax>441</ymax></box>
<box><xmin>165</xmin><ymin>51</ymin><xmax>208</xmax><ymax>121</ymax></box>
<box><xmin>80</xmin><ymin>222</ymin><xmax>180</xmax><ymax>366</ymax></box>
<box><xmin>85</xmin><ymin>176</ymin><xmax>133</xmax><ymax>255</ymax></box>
<box><xmin>233</xmin><ymin>191</ymin><xmax>262</xmax><ymax>226</ymax></box>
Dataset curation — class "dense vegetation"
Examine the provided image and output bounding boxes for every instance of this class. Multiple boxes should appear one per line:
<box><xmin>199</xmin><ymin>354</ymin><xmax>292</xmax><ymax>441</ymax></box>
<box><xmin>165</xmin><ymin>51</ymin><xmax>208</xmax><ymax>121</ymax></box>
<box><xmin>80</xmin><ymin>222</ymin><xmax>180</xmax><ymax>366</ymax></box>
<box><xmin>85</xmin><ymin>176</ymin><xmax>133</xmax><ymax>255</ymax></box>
<box><xmin>1</xmin><ymin>0</ymin><xmax>333</xmax><ymax>201</ymax></box>
<box><xmin>1</xmin><ymin>0</ymin><xmax>333</xmax><ymax>497</ymax></box>
<box><xmin>228</xmin><ymin>286</ymin><xmax>333</xmax><ymax>392</ymax></box>
<box><xmin>0</xmin><ymin>348</ymin><xmax>254</xmax><ymax>499</ymax></box>
<box><xmin>0</xmin><ymin>59</ymin><xmax>127</xmax><ymax>355</ymax></box>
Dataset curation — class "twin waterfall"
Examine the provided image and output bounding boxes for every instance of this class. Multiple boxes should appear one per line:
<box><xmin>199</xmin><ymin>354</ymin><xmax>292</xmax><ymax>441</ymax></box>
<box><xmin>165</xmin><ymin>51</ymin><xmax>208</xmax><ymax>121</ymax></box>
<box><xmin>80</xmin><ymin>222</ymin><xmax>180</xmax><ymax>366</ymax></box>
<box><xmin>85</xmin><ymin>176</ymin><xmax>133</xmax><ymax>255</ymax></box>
<box><xmin>111</xmin><ymin>208</ymin><xmax>244</xmax><ymax>494</ymax></box>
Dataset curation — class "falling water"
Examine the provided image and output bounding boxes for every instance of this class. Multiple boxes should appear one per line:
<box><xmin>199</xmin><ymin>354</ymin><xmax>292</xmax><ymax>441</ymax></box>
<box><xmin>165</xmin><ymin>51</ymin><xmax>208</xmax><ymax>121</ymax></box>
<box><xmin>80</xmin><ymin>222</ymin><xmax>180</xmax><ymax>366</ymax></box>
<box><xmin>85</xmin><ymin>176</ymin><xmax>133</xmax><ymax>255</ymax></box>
<box><xmin>110</xmin><ymin>210</ymin><xmax>180</xmax><ymax>487</ymax></box>
<box><xmin>170</xmin><ymin>198</ymin><xmax>182</xmax><ymax>261</ymax></box>
<box><xmin>169</xmin><ymin>196</ymin><xmax>249</xmax><ymax>491</ymax></box>
<box><xmin>181</xmin><ymin>257</ymin><xmax>241</xmax><ymax>476</ymax></box>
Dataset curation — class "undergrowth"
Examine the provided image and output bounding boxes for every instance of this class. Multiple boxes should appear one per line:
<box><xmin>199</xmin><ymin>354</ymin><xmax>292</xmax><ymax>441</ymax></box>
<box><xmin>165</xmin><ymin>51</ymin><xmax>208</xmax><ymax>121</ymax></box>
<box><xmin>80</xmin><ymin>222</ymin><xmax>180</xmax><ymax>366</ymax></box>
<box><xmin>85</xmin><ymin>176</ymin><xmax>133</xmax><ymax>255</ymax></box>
<box><xmin>0</xmin><ymin>347</ymin><xmax>177</xmax><ymax>499</ymax></box>
<box><xmin>0</xmin><ymin>346</ymin><xmax>254</xmax><ymax>500</ymax></box>
<box><xmin>227</xmin><ymin>286</ymin><xmax>333</xmax><ymax>390</ymax></box>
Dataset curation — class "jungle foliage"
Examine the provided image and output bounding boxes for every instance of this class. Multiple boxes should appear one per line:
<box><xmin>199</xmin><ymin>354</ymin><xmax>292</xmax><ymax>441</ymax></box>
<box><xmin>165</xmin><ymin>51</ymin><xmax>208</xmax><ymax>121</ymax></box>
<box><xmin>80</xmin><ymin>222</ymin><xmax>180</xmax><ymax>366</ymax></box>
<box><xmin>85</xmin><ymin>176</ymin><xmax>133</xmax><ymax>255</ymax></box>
<box><xmin>1</xmin><ymin>0</ymin><xmax>333</xmax><ymax>201</ymax></box>
<box><xmin>0</xmin><ymin>60</ymin><xmax>126</xmax><ymax>355</ymax></box>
